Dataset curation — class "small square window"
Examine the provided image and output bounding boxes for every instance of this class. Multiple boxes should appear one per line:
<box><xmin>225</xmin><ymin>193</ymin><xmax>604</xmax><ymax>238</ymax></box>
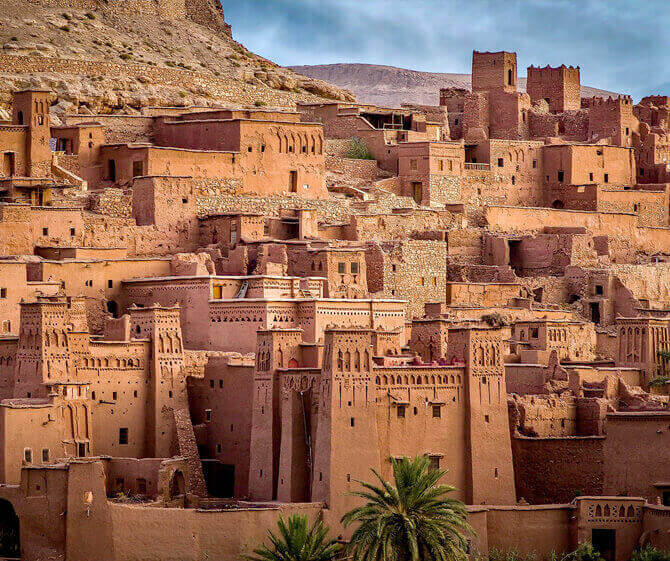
<box><xmin>209</xmin><ymin>379</ymin><xmax>214</xmax><ymax>388</ymax></box>
<box><xmin>119</xmin><ymin>428</ymin><xmax>128</xmax><ymax>445</ymax></box>
<box><xmin>428</xmin><ymin>456</ymin><xmax>440</xmax><ymax>471</ymax></box>
<box><xmin>216</xmin><ymin>444</ymin><xmax>222</xmax><ymax>453</ymax></box>
<box><xmin>432</xmin><ymin>405</ymin><xmax>441</xmax><ymax>418</ymax></box>
<box><xmin>484</xmin><ymin>414</ymin><xmax>490</xmax><ymax>423</ymax></box>
<box><xmin>219</xmin><ymin>379</ymin><xmax>223</xmax><ymax>389</ymax></box>
<box><xmin>557</xmin><ymin>171</ymin><xmax>564</xmax><ymax>182</ymax></box>
<box><xmin>589</xmin><ymin>172</ymin><xmax>594</xmax><ymax>181</ymax></box>
<box><xmin>42</xmin><ymin>448</ymin><xmax>50</xmax><ymax>462</ymax></box>
<box><xmin>350</xmin><ymin>417</ymin><xmax>355</xmax><ymax>427</ymax></box>
<box><xmin>182</xmin><ymin>197</ymin><xmax>188</xmax><ymax>204</ymax></box>
<box><xmin>532</xmin><ymin>159</ymin><xmax>537</xmax><ymax>168</ymax></box>
<box><xmin>70</xmin><ymin>228</ymin><xmax>76</xmax><ymax>236</ymax></box>
<box><xmin>497</xmin><ymin>158</ymin><xmax>504</xmax><ymax>167</ymax></box>
<box><xmin>595</xmin><ymin>284</ymin><xmax>604</xmax><ymax>295</ymax></box>
<box><xmin>397</xmin><ymin>405</ymin><xmax>406</xmax><ymax>418</ymax></box>
<box><xmin>205</xmin><ymin>409</ymin><xmax>212</xmax><ymax>421</ymax></box>
<box><xmin>531</xmin><ymin>328</ymin><xmax>539</xmax><ymax>338</ymax></box>
<box><xmin>108</xmin><ymin>280</ymin><xmax>113</xmax><ymax>288</ymax></box>
<box><xmin>112</xmin><ymin>391</ymin><xmax>117</xmax><ymax>400</ymax></box>
<box><xmin>0</xmin><ymin>288</ymin><xmax>6</xmax><ymax>299</ymax></box>
<box><xmin>338</xmin><ymin>262</ymin><xmax>346</xmax><ymax>274</ymax></box>
<box><xmin>42</xmin><ymin>227</ymin><xmax>48</xmax><ymax>236</ymax></box>
<box><xmin>350</xmin><ymin>262</ymin><xmax>359</xmax><ymax>274</ymax></box>
<box><xmin>24</xmin><ymin>449</ymin><xmax>33</xmax><ymax>463</ymax></box>
<box><xmin>604</xmin><ymin>173</ymin><xmax>609</xmax><ymax>183</ymax></box>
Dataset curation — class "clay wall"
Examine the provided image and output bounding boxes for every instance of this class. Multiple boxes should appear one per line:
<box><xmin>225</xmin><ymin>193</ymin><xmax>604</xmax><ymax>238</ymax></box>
<box><xmin>511</xmin><ymin>435</ymin><xmax>604</xmax><ymax>503</ymax></box>
<box><xmin>0</xmin><ymin>126</ymin><xmax>29</xmax><ymax>177</ymax></box>
<box><xmin>187</xmin><ymin>354</ymin><xmax>254</xmax><ymax>497</ymax></box>
<box><xmin>446</xmin><ymin>282</ymin><xmax>524</xmax><ymax>307</ymax></box>
<box><xmin>0</xmin><ymin>204</ymin><xmax>85</xmax><ymax>255</ymax></box>
<box><xmin>152</xmin><ymin>119</ymin><xmax>327</xmax><ymax>198</ymax></box>
<box><xmin>602</xmin><ymin>412</ymin><xmax>670</xmax><ymax>502</ymax></box>
<box><xmin>486</xmin><ymin>505</ymin><xmax>573</xmax><ymax>558</ymax></box>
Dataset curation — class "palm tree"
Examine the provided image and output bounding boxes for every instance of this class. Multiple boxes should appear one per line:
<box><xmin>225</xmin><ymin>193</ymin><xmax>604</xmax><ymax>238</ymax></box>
<box><xmin>342</xmin><ymin>455</ymin><xmax>472</xmax><ymax>561</ymax></box>
<box><xmin>247</xmin><ymin>513</ymin><xmax>341</xmax><ymax>561</ymax></box>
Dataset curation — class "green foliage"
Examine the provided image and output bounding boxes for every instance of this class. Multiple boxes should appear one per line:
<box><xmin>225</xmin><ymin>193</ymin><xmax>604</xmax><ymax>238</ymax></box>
<box><xmin>247</xmin><ymin>514</ymin><xmax>340</xmax><ymax>561</ymax></box>
<box><xmin>649</xmin><ymin>376</ymin><xmax>670</xmax><ymax>387</ymax></box>
<box><xmin>255</xmin><ymin>101</ymin><xmax>268</xmax><ymax>107</ymax></box>
<box><xmin>346</xmin><ymin>138</ymin><xmax>374</xmax><ymax>160</ymax></box>
<box><xmin>481</xmin><ymin>313</ymin><xmax>510</xmax><ymax>328</ymax></box>
<box><xmin>488</xmin><ymin>548</ymin><xmax>537</xmax><ymax>561</ymax></box>
<box><xmin>342</xmin><ymin>455</ymin><xmax>472</xmax><ymax>561</ymax></box>
<box><xmin>59</xmin><ymin>25</ymin><xmax>70</xmax><ymax>32</ymax></box>
<box><xmin>562</xmin><ymin>543</ymin><xmax>604</xmax><ymax>561</ymax></box>
<box><xmin>657</xmin><ymin>349</ymin><xmax>670</xmax><ymax>361</ymax></box>
<box><xmin>119</xmin><ymin>53</ymin><xmax>132</xmax><ymax>61</ymax></box>
<box><xmin>632</xmin><ymin>545</ymin><xmax>670</xmax><ymax>561</ymax></box>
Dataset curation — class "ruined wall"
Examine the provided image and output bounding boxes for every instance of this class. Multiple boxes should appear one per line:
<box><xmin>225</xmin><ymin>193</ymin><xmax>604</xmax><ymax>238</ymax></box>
<box><xmin>365</xmin><ymin>240</ymin><xmax>447</xmax><ymax>318</ymax></box>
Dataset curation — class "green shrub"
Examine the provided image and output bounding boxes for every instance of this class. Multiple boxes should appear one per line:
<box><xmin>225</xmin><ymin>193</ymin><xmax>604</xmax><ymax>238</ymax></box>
<box><xmin>488</xmin><ymin>548</ymin><xmax>538</xmax><ymax>561</ymax></box>
<box><xmin>563</xmin><ymin>542</ymin><xmax>604</xmax><ymax>561</ymax></box>
<box><xmin>254</xmin><ymin>100</ymin><xmax>267</xmax><ymax>107</ymax></box>
<box><xmin>649</xmin><ymin>376</ymin><xmax>670</xmax><ymax>387</ymax></box>
<box><xmin>59</xmin><ymin>25</ymin><xmax>70</xmax><ymax>32</ymax></box>
<box><xmin>345</xmin><ymin>138</ymin><xmax>374</xmax><ymax>160</ymax></box>
<box><xmin>632</xmin><ymin>545</ymin><xmax>670</xmax><ymax>561</ymax></box>
<box><xmin>119</xmin><ymin>53</ymin><xmax>132</xmax><ymax>61</ymax></box>
<box><xmin>482</xmin><ymin>312</ymin><xmax>510</xmax><ymax>328</ymax></box>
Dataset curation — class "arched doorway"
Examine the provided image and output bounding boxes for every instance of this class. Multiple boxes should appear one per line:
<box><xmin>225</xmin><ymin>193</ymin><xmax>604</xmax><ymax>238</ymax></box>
<box><xmin>0</xmin><ymin>499</ymin><xmax>20</xmax><ymax>558</ymax></box>
<box><xmin>168</xmin><ymin>470</ymin><xmax>185</xmax><ymax>500</ymax></box>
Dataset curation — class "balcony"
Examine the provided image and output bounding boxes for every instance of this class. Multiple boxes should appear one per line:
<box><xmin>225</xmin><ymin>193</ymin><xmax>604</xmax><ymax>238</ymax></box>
<box><xmin>464</xmin><ymin>163</ymin><xmax>491</xmax><ymax>171</ymax></box>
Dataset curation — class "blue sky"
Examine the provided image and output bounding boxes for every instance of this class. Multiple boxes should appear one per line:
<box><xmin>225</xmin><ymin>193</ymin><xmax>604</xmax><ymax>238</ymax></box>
<box><xmin>223</xmin><ymin>0</ymin><xmax>669</xmax><ymax>99</ymax></box>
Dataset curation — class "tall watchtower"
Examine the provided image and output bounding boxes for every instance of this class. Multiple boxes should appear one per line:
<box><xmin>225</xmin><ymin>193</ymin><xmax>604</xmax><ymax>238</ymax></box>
<box><xmin>472</xmin><ymin>51</ymin><xmax>517</xmax><ymax>93</ymax></box>
<box><xmin>12</xmin><ymin>90</ymin><xmax>52</xmax><ymax>177</ymax></box>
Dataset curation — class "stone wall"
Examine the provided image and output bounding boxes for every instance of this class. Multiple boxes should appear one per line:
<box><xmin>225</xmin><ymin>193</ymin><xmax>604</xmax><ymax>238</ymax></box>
<box><xmin>89</xmin><ymin>187</ymin><xmax>133</xmax><ymax>218</ymax></box>
<box><xmin>366</xmin><ymin>240</ymin><xmax>447</xmax><ymax>318</ymax></box>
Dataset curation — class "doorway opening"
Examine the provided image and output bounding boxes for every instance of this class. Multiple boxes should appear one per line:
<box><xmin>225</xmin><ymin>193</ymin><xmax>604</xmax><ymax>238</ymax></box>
<box><xmin>592</xmin><ymin>528</ymin><xmax>616</xmax><ymax>561</ymax></box>
<box><xmin>0</xmin><ymin>499</ymin><xmax>20</xmax><ymax>558</ymax></box>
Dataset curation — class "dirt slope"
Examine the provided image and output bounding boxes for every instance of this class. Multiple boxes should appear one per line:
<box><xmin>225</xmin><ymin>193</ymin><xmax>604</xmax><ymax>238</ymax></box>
<box><xmin>0</xmin><ymin>0</ymin><xmax>354</xmax><ymax>114</ymax></box>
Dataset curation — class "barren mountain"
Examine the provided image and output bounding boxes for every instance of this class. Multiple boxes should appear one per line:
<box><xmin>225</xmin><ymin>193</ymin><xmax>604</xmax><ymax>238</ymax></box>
<box><xmin>290</xmin><ymin>63</ymin><xmax>619</xmax><ymax>107</ymax></box>
<box><xmin>0</xmin><ymin>0</ymin><xmax>354</xmax><ymax>115</ymax></box>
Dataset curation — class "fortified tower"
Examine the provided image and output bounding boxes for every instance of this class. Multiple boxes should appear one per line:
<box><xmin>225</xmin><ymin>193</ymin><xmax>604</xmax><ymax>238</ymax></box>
<box><xmin>128</xmin><ymin>304</ymin><xmax>185</xmax><ymax>457</ymax></box>
<box><xmin>472</xmin><ymin>51</ymin><xmax>517</xmax><ymax>93</ymax></box>
<box><xmin>311</xmin><ymin>328</ymin><xmax>378</xmax><ymax>522</ymax></box>
<box><xmin>15</xmin><ymin>298</ymin><xmax>73</xmax><ymax>398</ymax></box>
<box><xmin>448</xmin><ymin>325</ymin><xmax>516</xmax><ymax>504</ymax></box>
<box><xmin>587</xmin><ymin>95</ymin><xmax>637</xmax><ymax>147</ymax></box>
<box><xmin>248</xmin><ymin>328</ymin><xmax>303</xmax><ymax>500</ymax></box>
<box><xmin>527</xmin><ymin>65</ymin><xmax>581</xmax><ymax>112</ymax></box>
<box><xmin>12</xmin><ymin>90</ymin><xmax>52</xmax><ymax>178</ymax></box>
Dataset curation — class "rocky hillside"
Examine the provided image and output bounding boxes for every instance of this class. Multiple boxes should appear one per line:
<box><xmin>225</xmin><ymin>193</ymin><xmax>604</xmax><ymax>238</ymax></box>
<box><xmin>290</xmin><ymin>63</ymin><xmax>619</xmax><ymax>107</ymax></box>
<box><xmin>0</xmin><ymin>0</ymin><xmax>354</xmax><ymax>115</ymax></box>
